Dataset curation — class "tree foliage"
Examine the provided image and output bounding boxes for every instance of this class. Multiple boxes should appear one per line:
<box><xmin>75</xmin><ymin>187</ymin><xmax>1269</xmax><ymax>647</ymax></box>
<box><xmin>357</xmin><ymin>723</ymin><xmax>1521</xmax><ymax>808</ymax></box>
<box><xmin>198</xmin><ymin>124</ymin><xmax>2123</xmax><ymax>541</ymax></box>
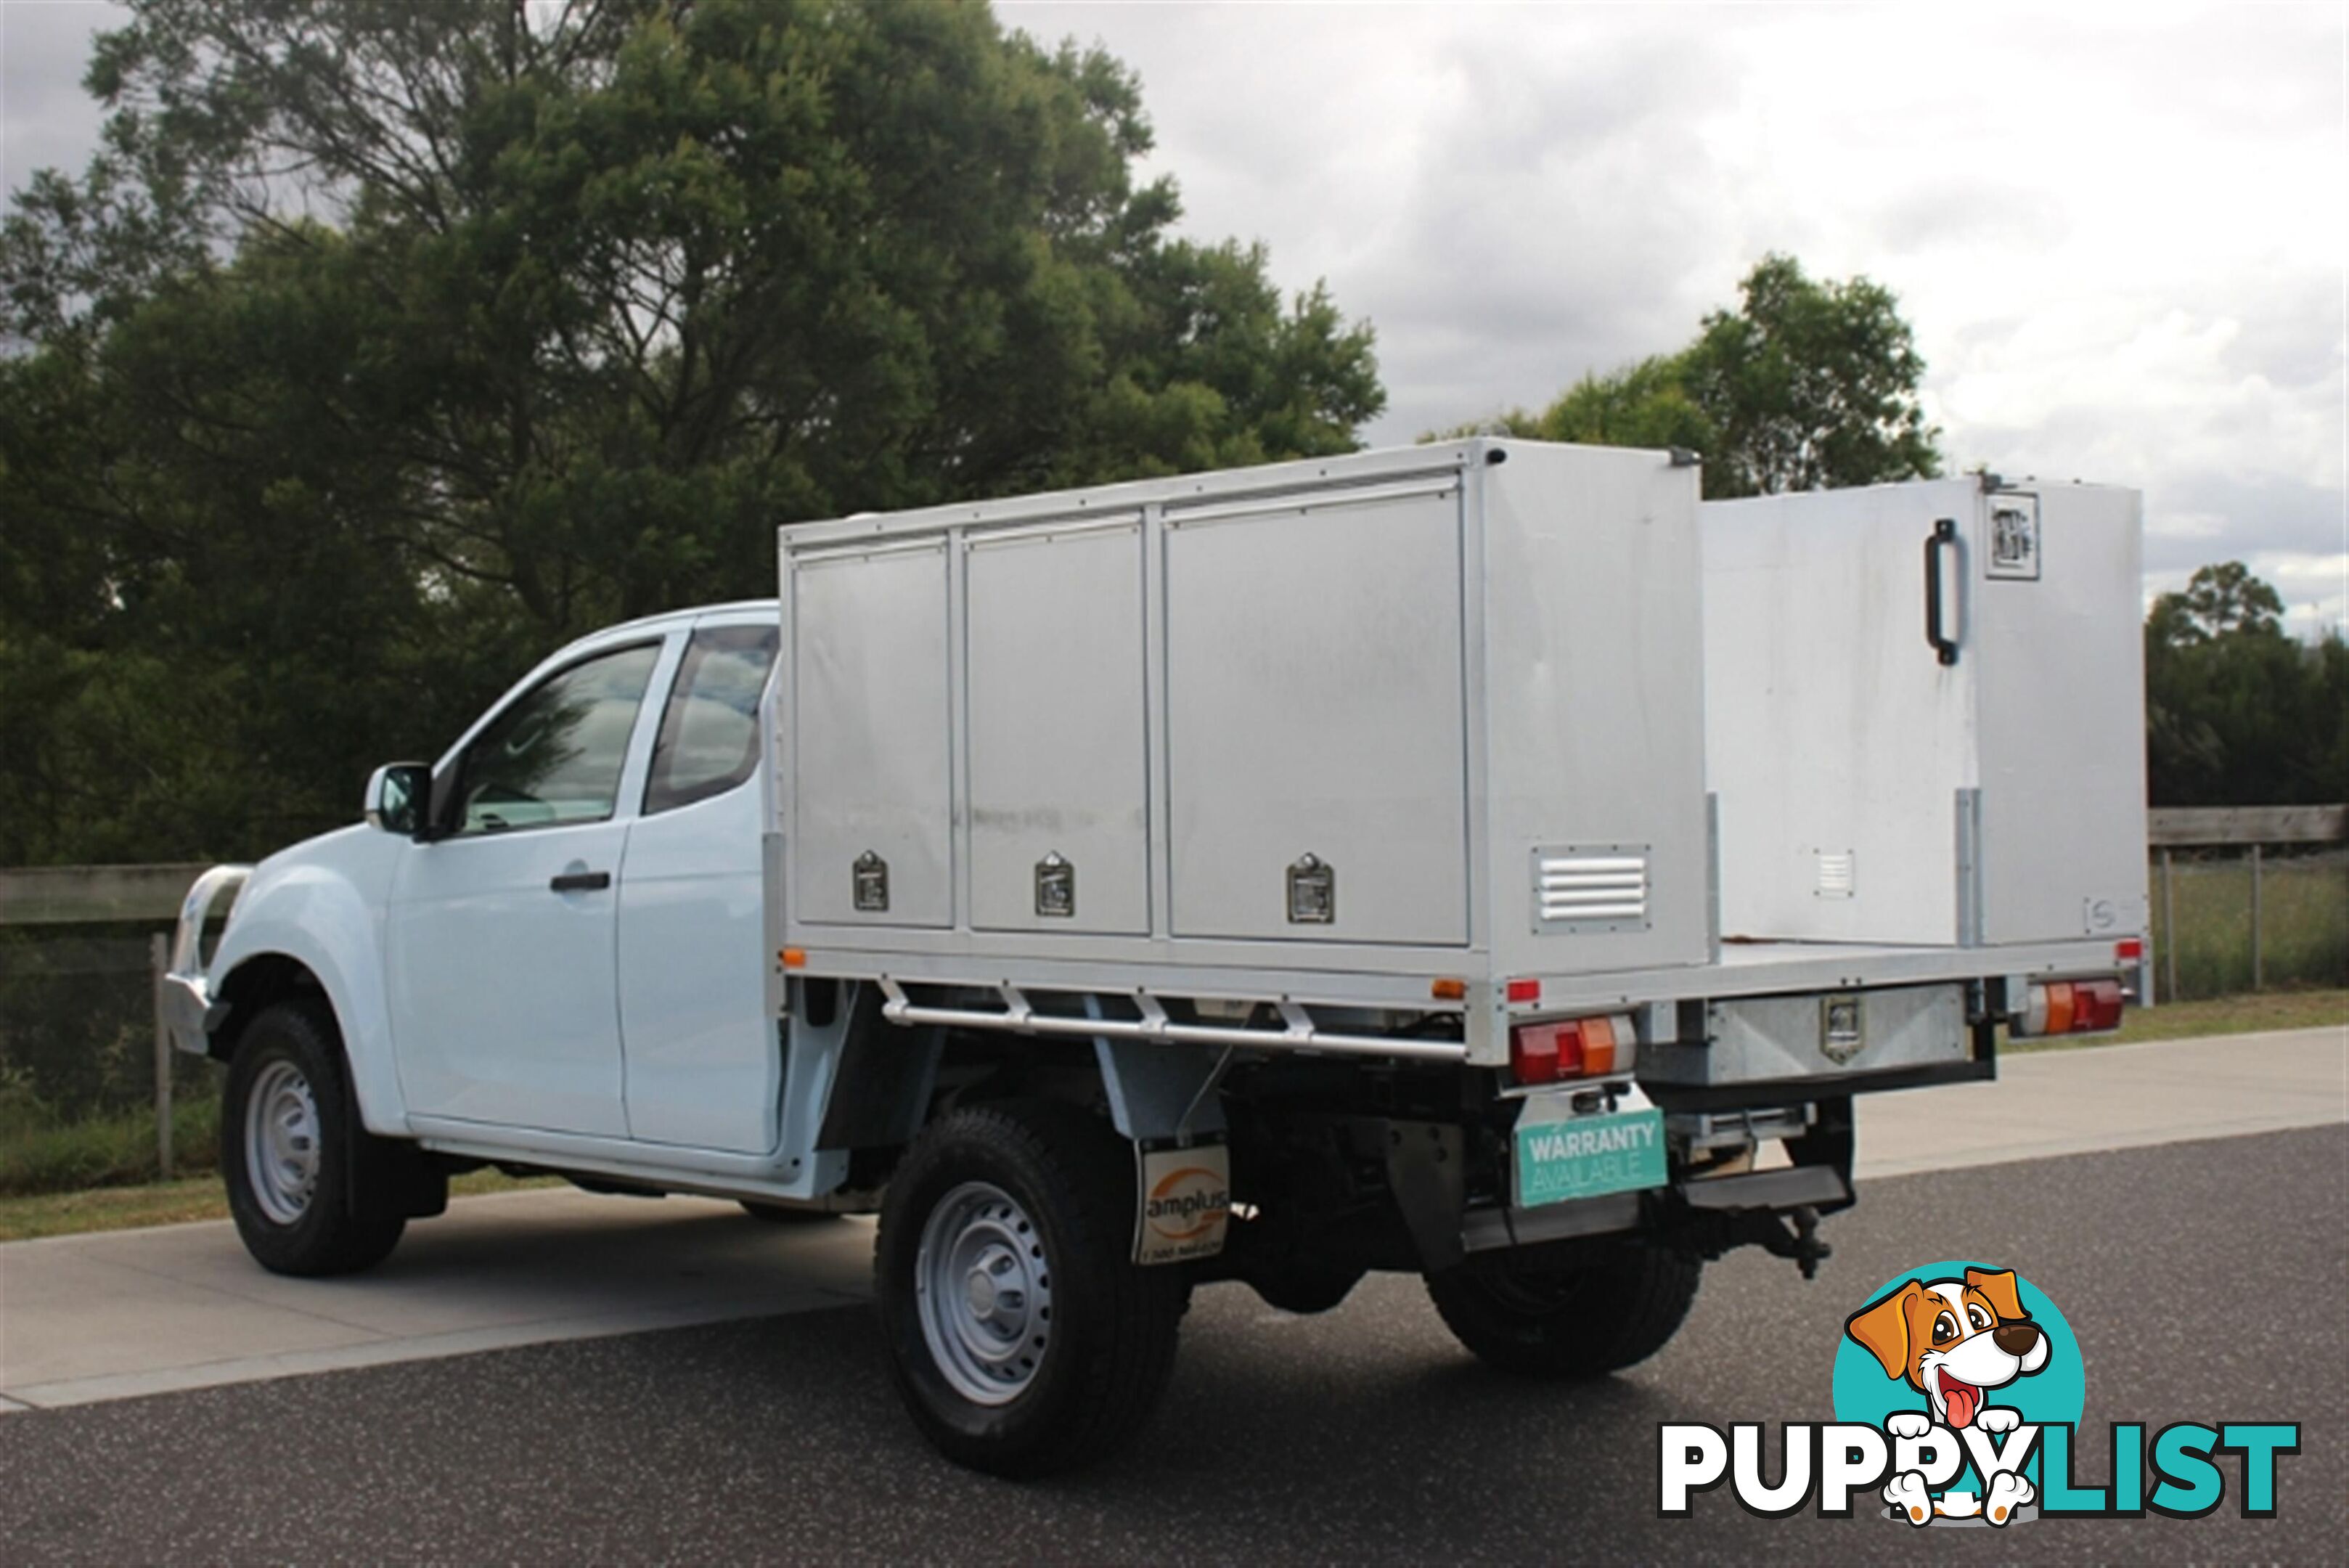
<box><xmin>1503</xmin><ymin>353</ymin><xmax>1714</xmax><ymax>455</ymax></box>
<box><xmin>0</xmin><ymin>0</ymin><xmax>1384</xmax><ymax>864</ymax></box>
<box><xmin>1678</xmin><ymin>254</ymin><xmax>1939</xmax><ymax>497</ymax></box>
<box><xmin>1443</xmin><ymin>254</ymin><xmax>1938</xmax><ymax>499</ymax></box>
<box><xmin>2146</xmin><ymin>560</ymin><xmax>2286</xmax><ymax>644</ymax></box>
<box><xmin>2144</xmin><ymin>564</ymin><xmax>2348</xmax><ymax>807</ymax></box>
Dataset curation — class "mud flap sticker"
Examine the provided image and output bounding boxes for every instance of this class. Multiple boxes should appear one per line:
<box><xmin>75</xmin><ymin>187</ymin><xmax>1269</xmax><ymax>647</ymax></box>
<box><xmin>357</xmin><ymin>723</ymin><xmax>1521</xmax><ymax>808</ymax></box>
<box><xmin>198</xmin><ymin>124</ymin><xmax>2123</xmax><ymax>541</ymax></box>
<box><xmin>1133</xmin><ymin>1143</ymin><xmax>1231</xmax><ymax>1265</ymax></box>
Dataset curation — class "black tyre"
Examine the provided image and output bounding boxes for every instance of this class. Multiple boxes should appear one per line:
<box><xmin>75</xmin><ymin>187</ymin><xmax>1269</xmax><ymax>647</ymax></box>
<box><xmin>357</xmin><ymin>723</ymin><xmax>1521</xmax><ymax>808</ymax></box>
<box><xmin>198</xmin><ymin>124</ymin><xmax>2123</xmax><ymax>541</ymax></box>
<box><xmin>1426</xmin><ymin>1241</ymin><xmax>1701</xmax><ymax>1379</ymax></box>
<box><xmin>221</xmin><ymin>999</ymin><xmax>408</xmax><ymax>1276</ymax></box>
<box><xmin>740</xmin><ymin>1200</ymin><xmax>843</xmax><ymax>1225</ymax></box>
<box><xmin>875</xmin><ymin>1101</ymin><xmax>1187</xmax><ymax>1478</ymax></box>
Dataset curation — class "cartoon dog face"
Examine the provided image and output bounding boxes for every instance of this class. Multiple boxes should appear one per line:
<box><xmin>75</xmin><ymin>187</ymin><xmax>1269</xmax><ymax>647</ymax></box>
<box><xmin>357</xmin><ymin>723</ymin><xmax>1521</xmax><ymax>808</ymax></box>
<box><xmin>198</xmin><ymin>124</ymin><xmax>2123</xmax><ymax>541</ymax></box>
<box><xmin>1845</xmin><ymin>1267</ymin><xmax>2049</xmax><ymax>1429</ymax></box>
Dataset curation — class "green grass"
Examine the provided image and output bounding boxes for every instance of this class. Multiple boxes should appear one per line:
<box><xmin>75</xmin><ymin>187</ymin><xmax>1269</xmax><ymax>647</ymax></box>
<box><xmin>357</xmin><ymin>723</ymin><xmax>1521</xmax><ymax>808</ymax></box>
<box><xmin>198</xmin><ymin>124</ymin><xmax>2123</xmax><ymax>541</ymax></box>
<box><xmin>0</xmin><ymin>1091</ymin><xmax>221</xmax><ymax>1198</ymax></box>
<box><xmin>0</xmin><ymin>1175</ymin><xmax>232</xmax><ymax>1240</ymax></box>
<box><xmin>2152</xmin><ymin>852</ymin><xmax>2348</xmax><ymax>1000</ymax></box>
<box><xmin>0</xmin><ymin>1071</ymin><xmax>559</xmax><ymax>1240</ymax></box>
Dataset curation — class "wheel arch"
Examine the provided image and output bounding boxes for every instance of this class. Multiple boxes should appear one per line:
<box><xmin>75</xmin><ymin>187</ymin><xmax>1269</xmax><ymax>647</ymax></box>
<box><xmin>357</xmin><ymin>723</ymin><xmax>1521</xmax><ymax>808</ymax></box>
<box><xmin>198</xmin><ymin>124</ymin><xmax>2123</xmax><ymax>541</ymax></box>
<box><xmin>210</xmin><ymin>952</ymin><xmax>323</xmax><ymax>1061</ymax></box>
<box><xmin>206</xmin><ymin>875</ymin><xmax>410</xmax><ymax>1136</ymax></box>
<box><xmin>817</xmin><ymin>995</ymin><xmax>1229</xmax><ymax>1155</ymax></box>
<box><xmin>806</xmin><ymin>987</ymin><xmax>1230</xmax><ymax>1200</ymax></box>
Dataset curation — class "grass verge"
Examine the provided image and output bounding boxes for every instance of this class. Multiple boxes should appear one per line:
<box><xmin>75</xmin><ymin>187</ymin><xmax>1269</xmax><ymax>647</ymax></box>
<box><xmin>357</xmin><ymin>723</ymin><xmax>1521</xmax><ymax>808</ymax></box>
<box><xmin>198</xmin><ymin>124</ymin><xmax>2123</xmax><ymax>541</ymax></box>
<box><xmin>0</xmin><ymin>1095</ymin><xmax>222</xmax><ymax>1199</ymax></box>
<box><xmin>0</xmin><ymin>1169</ymin><xmax>560</xmax><ymax>1244</ymax></box>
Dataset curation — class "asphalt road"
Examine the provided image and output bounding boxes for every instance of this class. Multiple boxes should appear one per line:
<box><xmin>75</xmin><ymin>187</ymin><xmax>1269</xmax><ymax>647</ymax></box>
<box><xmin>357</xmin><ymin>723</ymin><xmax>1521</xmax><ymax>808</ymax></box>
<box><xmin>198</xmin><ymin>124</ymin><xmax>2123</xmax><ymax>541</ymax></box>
<box><xmin>4</xmin><ymin>1124</ymin><xmax>2343</xmax><ymax>1564</ymax></box>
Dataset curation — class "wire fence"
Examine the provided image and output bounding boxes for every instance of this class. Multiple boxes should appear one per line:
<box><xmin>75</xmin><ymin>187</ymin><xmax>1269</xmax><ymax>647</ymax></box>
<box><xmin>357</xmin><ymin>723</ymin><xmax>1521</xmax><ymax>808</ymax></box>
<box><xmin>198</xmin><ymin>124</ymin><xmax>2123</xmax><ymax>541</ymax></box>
<box><xmin>2148</xmin><ymin>847</ymin><xmax>2349</xmax><ymax>1000</ymax></box>
<box><xmin>0</xmin><ymin>867</ymin><xmax>217</xmax><ymax>1193</ymax></box>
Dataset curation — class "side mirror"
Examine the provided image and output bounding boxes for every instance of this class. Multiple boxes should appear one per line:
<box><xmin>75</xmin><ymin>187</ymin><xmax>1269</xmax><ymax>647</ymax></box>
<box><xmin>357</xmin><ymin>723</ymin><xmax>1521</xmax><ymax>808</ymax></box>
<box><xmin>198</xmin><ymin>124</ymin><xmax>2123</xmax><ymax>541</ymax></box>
<box><xmin>364</xmin><ymin>763</ymin><xmax>432</xmax><ymax>837</ymax></box>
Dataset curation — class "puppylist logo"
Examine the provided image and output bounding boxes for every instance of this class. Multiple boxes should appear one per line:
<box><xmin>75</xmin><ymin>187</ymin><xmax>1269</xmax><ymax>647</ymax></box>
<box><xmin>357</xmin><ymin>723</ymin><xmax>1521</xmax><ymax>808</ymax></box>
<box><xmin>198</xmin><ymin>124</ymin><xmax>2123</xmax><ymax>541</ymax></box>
<box><xmin>1659</xmin><ymin>1260</ymin><xmax>2300</xmax><ymax>1525</ymax></box>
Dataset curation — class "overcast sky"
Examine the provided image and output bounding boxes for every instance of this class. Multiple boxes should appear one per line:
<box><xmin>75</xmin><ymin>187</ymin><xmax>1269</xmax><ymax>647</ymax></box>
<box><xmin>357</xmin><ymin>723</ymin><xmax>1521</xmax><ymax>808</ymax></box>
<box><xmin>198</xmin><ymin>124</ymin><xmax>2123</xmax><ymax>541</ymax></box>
<box><xmin>7</xmin><ymin>2</ymin><xmax>2345</xmax><ymax>634</ymax></box>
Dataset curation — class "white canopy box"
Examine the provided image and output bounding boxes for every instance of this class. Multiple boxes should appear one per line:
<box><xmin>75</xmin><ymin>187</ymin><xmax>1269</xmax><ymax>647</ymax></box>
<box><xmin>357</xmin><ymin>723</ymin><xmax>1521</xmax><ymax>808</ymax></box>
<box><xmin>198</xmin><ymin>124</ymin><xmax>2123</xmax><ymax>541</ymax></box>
<box><xmin>1702</xmin><ymin>476</ymin><xmax>2149</xmax><ymax>950</ymax></box>
<box><xmin>772</xmin><ymin>439</ymin><xmax>1712</xmax><ymax>1007</ymax></box>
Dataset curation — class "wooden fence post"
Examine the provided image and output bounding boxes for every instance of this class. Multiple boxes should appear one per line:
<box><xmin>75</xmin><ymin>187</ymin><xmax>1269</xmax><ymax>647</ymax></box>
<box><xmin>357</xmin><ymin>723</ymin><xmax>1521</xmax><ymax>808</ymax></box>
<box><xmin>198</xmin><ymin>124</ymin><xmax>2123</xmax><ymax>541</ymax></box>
<box><xmin>2160</xmin><ymin>847</ymin><xmax>2178</xmax><ymax>1003</ymax></box>
<box><xmin>150</xmin><ymin>932</ymin><xmax>173</xmax><ymax>1181</ymax></box>
<box><xmin>2249</xmin><ymin>843</ymin><xmax>2263</xmax><ymax>992</ymax></box>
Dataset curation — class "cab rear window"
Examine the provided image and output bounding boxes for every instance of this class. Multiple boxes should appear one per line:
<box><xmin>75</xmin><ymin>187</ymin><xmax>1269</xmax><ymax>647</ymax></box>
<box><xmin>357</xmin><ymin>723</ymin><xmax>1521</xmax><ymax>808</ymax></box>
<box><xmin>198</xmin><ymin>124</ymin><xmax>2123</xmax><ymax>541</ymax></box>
<box><xmin>643</xmin><ymin>625</ymin><xmax>780</xmax><ymax>814</ymax></box>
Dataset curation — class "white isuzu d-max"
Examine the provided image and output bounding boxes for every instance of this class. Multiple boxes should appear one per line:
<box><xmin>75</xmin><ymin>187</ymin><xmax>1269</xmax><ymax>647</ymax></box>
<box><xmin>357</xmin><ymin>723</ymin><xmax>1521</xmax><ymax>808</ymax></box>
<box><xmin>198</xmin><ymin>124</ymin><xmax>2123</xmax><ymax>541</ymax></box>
<box><xmin>163</xmin><ymin>439</ymin><xmax>2149</xmax><ymax>1475</ymax></box>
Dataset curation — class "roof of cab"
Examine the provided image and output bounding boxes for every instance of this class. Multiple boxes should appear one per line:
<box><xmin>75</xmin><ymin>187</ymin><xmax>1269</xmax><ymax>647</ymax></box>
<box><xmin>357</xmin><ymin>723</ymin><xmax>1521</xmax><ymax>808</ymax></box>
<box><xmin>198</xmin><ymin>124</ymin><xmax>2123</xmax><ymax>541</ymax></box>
<box><xmin>592</xmin><ymin>597</ymin><xmax>779</xmax><ymax>639</ymax></box>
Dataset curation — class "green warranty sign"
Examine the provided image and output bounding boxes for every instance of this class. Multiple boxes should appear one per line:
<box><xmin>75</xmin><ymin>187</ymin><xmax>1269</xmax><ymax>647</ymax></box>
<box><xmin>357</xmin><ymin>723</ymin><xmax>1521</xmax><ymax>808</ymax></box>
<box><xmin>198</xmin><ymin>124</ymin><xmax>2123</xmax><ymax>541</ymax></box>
<box><xmin>1514</xmin><ymin>1106</ymin><xmax>1668</xmax><ymax>1208</ymax></box>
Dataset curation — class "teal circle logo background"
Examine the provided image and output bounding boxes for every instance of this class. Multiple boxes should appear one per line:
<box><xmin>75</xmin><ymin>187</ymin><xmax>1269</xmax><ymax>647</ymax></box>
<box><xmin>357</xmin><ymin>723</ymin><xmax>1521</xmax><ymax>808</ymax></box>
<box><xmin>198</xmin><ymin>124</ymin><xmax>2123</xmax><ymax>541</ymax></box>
<box><xmin>1831</xmin><ymin>1260</ymin><xmax>2085</xmax><ymax>1490</ymax></box>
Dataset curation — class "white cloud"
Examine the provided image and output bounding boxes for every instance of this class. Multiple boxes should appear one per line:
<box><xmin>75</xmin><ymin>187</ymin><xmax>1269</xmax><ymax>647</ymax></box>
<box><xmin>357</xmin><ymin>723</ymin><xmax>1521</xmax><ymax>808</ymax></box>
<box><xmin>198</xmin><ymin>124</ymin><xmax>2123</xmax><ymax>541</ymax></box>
<box><xmin>0</xmin><ymin>2</ymin><xmax>118</xmax><ymax>197</ymax></box>
<box><xmin>11</xmin><ymin>2</ymin><xmax>2344</xmax><ymax>636</ymax></box>
<box><xmin>1006</xmin><ymin>0</ymin><xmax>2347</xmax><ymax>637</ymax></box>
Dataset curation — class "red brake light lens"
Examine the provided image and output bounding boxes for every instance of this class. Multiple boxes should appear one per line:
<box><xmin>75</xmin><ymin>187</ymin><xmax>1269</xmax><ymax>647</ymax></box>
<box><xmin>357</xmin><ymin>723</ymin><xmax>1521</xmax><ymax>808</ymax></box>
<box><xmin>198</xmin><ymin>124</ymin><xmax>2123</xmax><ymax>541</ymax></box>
<box><xmin>2075</xmin><ymin>979</ymin><xmax>2125</xmax><ymax>1032</ymax></box>
<box><xmin>1510</xmin><ymin>1021</ymin><xmax>1566</xmax><ymax>1083</ymax></box>
<box><xmin>1508</xmin><ymin>1013</ymin><xmax>1636</xmax><ymax>1085</ymax></box>
<box><xmin>1505</xmin><ymin>978</ymin><xmax>1543</xmax><ymax>1005</ymax></box>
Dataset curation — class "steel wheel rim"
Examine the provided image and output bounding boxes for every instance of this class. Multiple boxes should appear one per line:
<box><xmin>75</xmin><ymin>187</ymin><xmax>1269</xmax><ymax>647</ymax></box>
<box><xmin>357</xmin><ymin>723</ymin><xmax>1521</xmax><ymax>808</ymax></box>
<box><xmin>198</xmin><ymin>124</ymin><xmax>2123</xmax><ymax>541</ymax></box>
<box><xmin>914</xmin><ymin>1180</ymin><xmax>1054</xmax><ymax>1405</ymax></box>
<box><xmin>244</xmin><ymin>1060</ymin><xmax>319</xmax><ymax>1225</ymax></box>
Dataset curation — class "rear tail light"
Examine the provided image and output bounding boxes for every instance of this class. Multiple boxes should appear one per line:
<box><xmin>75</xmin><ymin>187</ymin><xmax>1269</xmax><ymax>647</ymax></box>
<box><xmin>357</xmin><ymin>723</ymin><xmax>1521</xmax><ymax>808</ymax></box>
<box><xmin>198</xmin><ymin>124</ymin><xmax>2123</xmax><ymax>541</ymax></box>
<box><xmin>1510</xmin><ymin>1013</ymin><xmax>1634</xmax><ymax>1085</ymax></box>
<box><xmin>2015</xmin><ymin>978</ymin><xmax>2125</xmax><ymax>1037</ymax></box>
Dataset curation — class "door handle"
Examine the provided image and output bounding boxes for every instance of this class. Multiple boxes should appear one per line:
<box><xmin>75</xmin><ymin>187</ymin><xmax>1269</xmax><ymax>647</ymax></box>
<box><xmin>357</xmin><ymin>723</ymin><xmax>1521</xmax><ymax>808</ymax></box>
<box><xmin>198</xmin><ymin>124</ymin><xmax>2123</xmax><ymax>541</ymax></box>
<box><xmin>1924</xmin><ymin>517</ymin><xmax>1960</xmax><ymax>666</ymax></box>
<box><xmin>549</xmin><ymin>870</ymin><xmax>611</xmax><ymax>893</ymax></box>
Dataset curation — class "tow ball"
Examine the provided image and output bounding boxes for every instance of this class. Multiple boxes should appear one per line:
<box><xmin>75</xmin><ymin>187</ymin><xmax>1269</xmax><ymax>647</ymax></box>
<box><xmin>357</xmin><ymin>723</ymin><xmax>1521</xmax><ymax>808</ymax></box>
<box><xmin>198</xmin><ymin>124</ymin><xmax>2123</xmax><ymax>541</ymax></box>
<box><xmin>1765</xmin><ymin>1206</ymin><xmax>1833</xmax><ymax>1281</ymax></box>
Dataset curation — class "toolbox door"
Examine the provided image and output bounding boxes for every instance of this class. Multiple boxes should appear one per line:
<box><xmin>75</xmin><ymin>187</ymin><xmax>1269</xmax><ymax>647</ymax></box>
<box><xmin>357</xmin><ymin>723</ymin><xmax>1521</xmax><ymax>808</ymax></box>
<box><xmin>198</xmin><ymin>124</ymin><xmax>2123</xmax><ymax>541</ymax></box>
<box><xmin>1163</xmin><ymin>477</ymin><xmax>1470</xmax><ymax>946</ymax></box>
<box><xmin>965</xmin><ymin>518</ymin><xmax>1151</xmax><ymax>934</ymax></box>
<box><xmin>790</xmin><ymin>542</ymin><xmax>953</xmax><ymax>928</ymax></box>
<box><xmin>1702</xmin><ymin>483</ymin><xmax>1976</xmax><ymax>946</ymax></box>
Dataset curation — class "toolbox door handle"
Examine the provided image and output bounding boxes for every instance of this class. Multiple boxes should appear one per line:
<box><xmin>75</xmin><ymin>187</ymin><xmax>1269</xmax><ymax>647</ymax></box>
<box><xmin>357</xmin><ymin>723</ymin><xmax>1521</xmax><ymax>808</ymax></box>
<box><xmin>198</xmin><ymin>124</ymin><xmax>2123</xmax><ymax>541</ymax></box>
<box><xmin>1924</xmin><ymin>518</ymin><xmax>1961</xmax><ymax>666</ymax></box>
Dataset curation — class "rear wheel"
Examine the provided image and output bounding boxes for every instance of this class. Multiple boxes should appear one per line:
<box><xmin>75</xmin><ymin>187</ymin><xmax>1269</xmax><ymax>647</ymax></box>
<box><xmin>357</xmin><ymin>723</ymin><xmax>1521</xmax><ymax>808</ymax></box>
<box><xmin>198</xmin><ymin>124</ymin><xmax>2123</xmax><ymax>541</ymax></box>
<box><xmin>875</xmin><ymin>1101</ymin><xmax>1186</xmax><ymax>1478</ymax></box>
<box><xmin>222</xmin><ymin>1000</ymin><xmax>408</xmax><ymax>1276</ymax></box>
<box><xmin>1426</xmin><ymin>1241</ymin><xmax>1700</xmax><ymax>1379</ymax></box>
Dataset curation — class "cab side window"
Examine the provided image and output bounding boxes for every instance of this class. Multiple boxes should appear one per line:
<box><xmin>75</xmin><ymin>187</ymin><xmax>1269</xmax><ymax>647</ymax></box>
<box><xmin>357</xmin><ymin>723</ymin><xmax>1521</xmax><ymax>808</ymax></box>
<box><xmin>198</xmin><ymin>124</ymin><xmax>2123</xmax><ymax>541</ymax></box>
<box><xmin>643</xmin><ymin>625</ymin><xmax>780</xmax><ymax>815</ymax></box>
<box><xmin>452</xmin><ymin>642</ymin><xmax>661</xmax><ymax>836</ymax></box>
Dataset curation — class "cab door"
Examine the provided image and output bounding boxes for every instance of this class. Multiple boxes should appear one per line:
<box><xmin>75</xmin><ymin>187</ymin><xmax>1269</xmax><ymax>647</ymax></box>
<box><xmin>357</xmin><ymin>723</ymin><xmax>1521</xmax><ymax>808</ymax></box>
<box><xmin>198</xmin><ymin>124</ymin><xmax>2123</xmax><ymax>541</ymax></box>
<box><xmin>615</xmin><ymin>619</ymin><xmax>782</xmax><ymax>1152</ymax></box>
<box><xmin>387</xmin><ymin>637</ymin><xmax>671</xmax><ymax>1138</ymax></box>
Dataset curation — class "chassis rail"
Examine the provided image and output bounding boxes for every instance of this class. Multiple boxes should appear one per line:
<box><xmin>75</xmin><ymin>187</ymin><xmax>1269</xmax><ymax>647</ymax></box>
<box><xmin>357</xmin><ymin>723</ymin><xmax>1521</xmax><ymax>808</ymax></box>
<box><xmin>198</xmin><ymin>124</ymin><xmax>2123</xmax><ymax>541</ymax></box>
<box><xmin>875</xmin><ymin>976</ymin><xmax>1471</xmax><ymax>1064</ymax></box>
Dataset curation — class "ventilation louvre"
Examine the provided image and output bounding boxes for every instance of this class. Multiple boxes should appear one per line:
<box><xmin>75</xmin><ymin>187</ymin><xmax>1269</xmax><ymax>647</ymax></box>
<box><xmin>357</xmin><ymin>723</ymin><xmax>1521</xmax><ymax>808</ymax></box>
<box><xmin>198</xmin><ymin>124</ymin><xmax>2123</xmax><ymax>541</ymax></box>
<box><xmin>1815</xmin><ymin>850</ymin><xmax>1856</xmax><ymax>899</ymax></box>
<box><xmin>1532</xmin><ymin>846</ymin><xmax>1650</xmax><ymax>933</ymax></box>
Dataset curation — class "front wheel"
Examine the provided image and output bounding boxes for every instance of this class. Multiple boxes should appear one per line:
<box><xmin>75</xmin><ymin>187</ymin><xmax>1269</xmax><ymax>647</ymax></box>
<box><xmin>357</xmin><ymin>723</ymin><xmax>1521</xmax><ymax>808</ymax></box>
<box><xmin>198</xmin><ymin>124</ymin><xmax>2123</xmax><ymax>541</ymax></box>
<box><xmin>222</xmin><ymin>1000</ymin><xmax>408</xmax><ymax>1276</ymax></box>
<box><xmin>1426</xmin><ymin>1241</ymin><xmax>1701</xmax><ymax>1379</ymax></box>
<box><xmin>875</xmin><ymin>1101</ymin><xmax>1187</xmax><ymax>1478</ymax></box>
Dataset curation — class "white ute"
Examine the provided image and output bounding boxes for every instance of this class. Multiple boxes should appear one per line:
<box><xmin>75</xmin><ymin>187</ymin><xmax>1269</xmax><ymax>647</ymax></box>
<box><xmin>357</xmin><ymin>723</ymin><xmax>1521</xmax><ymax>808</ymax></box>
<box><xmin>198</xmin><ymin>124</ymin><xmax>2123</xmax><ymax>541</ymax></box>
<box><xmin>163</xmin><ymin>439</ymin><xmax>2149</xmax><ymax>1476</ymax></box>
